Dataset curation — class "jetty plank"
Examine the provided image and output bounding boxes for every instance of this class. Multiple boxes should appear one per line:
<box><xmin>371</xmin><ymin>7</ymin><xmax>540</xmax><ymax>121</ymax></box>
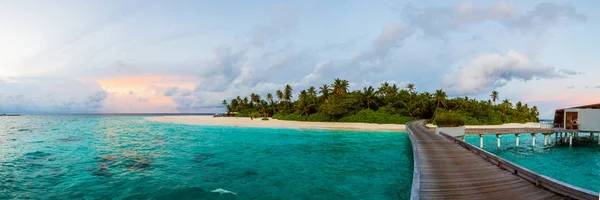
<box><xmin>407</xmin><ymin>120</ymin><xmax>563</xmax><ymax>199</ymax></box>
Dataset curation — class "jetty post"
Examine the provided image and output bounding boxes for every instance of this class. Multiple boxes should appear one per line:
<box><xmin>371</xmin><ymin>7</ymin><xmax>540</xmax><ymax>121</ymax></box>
<box><xmin>531</xmin><ymin>133</ymin><xmax>536</xmax><ymax>147</ymax></box>
<box><xmin>543</xmin><ymin>134</ymin><xmax>546</xmax><ymax>145</ymax></box>
<box><xmin>496</xmin><ymin>134</ymin><xmax>501</xmax><ymax>148</ymax></box>
<box><xmin>515</xmin><ymin>134</ymin><xmax>520</xmax><ymax>147</ymax></box>
<box><xmin>479</xmin><ymin>134</ymin><xmax>484</xmax><ymax>148</ymax></box>
<box><xmin>569</xmin><ymin>133</ymin><xmax>573</xmax><ymax>146</ymax></box>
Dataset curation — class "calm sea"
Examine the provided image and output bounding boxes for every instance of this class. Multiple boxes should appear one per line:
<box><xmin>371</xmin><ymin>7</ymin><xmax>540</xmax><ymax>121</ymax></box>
<box><xmin>465</xmin><ymin>133</ymin><xmax>600</xmax><ymax>192</ymax></box>
<box><xmin>0</xmin><ymin>115</ymin><xmax>413</xmax><ymax>199</ymax></box>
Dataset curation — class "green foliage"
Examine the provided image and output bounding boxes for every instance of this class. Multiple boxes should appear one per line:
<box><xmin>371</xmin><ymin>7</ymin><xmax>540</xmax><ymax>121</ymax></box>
<box><xmin>307</xmin><ymin>113</ymin><xmax>336</xmax><ymax>122</ymax></box>
<box><xmin>235</xmin><ymin>108</ymin><xmax>258</xmax><ymax>117</ymax></box>
<box><xmin>282</xmin><ymin>113</ymin><xmax>307</xmax><ymax>121</ymax></box>
<box><xmin>434</xmin><ymin>112</ymin><xmax>465</xmax><ymax>127</ymax></box>
<box><xmin>262</xmin><ymin>117</ymin><xmax>269</xmax><ymax>121</ymax></box>
<box><xmin>272</xmin><ymin>113</ymin><xmax>285</xmax><ymax>120</ymax></box>
<box><xmin>339</xmin><ymin>109</ymin><xmax>415</xmax><ymax>124</ymax></box>
<box><xmin>249</xmin><ymin>112</ymin><xmax>260</xmax><ymax>118</ymax></box>
<box><xmin>224</xmin><ymin>78</ymin><xmax>539</xmax><ymax>125</ymax></box>
<box><xmin>319</xmin><ymin>93</ymin><xmax>363</xmax><ymax>118</ymax></box>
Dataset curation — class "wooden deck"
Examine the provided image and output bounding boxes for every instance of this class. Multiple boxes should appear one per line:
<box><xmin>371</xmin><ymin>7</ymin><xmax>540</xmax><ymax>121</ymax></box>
<box><xmin>465</xmin><ymin>128</ymin><xmax>579</xmax><ymax>135</ymax></box>
<box><xmin>407</xmin><ymin>120</ymin><xmax>565</xmax><ymax>199</ymax></box>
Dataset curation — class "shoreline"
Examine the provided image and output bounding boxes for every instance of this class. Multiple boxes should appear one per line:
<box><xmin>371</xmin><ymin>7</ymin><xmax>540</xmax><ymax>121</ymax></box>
<box><xmin>148</xmin><ymin>116</ymin><xmax>407</xmax><ymax>131</ymax></box>
<box><xmin>148</xmin><ymin>116</ymin><xmax>542</xmax><ymax>132</ymax></box>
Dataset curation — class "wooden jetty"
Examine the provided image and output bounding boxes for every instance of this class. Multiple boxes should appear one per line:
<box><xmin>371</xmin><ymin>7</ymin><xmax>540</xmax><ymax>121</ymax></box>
<box><xmin>407</xmin><ymin>120</ymin><xmax>599</xmax><ymax>200</ymax></box>
<box><xmin>462</xmin><ymin>128</ymin><xmax>599</xmax><ymax>148</ymax></box>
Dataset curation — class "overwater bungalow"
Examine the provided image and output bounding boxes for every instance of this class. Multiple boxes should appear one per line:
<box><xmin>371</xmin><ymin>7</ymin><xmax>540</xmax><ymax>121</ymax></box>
<box><xmin>553</xmin><ymin>103</ymin><xmax>600</xmax><ymax>131</ymax></box>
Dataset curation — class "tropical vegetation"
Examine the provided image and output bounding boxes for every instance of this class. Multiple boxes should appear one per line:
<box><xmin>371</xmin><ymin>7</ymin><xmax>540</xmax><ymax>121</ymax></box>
<box><xmin>222</xmin><ymin>79</ymin><xmax>539</xmax><ymax>125</ymax></box>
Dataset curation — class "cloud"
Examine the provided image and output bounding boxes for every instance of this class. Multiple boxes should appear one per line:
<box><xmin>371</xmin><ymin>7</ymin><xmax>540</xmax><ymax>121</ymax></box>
<box><xmin>444</xmin><ymin>50</ymin><xmax>579</xmax><ymax>95</ymax></box>
<box><xmin>323</xmin><ymin>34</ymin><xmax>366</xmax><ymax>52</ymax></box>
<box><xmin>300</xmin><ymin>60</ymin><xmax>334</xmax><ymax>85</ymax></box>
<box><xmin>0</xmin><ymin>76</ymin><xmax>107</xmax><ymax>113</ymax></box>
<box><xmin>504</xmin><ymin>3</ymin><xmax>587</xmax><ymax>32</ymax></box>
<box><xmin>250</xmin><ymin>3</ymin><xmax>299</xmax><ymax>47</ymax></box>
<box><xmin>372</xmin><ymin>23</ymin><xmax>414</xmax><ymax>55</ymax></box>
<box><xmin>195</xmin><ymin>46</ymin><xmax>246</xmax><ymax>92</ymax></box>
<box><xmin>298</xmin><ymin>22</ymin><xmax>416</xmax><ymax>89</ymax></box>
<box><xmin>566</xmin><ymin>85</ymin><xmax>575</xmax><ymax>89</ymax></box>
<box><xmin>163</xmin><ymin>86</ymin><xmax>179</xmax><ymax>96</ymax></box>
<box><xmin>398</xmin><ymin>1</ymin><xmax>586</xmax><ymax>39</ymax></box>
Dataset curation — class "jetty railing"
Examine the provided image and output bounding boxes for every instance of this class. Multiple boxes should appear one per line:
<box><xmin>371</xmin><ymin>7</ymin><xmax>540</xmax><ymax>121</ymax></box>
<box><xmin>405</xmin><ymin>121</ymin><xmax>421</xmax><ymax>200</ymax></box>
<box><xmin>436</xmin><ymin>127</ymin><xmax>599</xmax><ymax>200</ymax></box>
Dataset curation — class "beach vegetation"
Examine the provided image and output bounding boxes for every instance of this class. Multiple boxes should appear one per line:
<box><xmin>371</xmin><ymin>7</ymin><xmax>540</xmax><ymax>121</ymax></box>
<box><xmin>307</xmin><ymin>113</ymin><xmax>336</xmax><ymax>122</ymax></box>
<box><xmin>223</xmin><ymin>79</ymin><xmax>539</xmax><ymax>125</ymax></box>
<box><xmin>434</xmin><ymin>112</ymin><xmax>465</xmax><ymax>127</ymax></box>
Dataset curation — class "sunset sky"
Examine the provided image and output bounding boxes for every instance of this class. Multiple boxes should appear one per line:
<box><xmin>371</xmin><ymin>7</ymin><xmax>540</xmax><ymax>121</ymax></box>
<box><xmin>1</xmin><ymin>0</ymin><xmax>599</xmax><ymax>118</ymax></box>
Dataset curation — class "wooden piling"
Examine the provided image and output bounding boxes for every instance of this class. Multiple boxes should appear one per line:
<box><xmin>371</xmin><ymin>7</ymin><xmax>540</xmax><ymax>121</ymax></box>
<box><xmin>496</xmin><ymin>134</ymin><xmax>501</xmax><ymax>148</ymax></box>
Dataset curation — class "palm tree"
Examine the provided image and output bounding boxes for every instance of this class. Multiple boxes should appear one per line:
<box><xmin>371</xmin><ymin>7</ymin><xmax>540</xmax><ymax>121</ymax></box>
<box><xmin>284</xmin><ymin>84</ymin><xmax>293</xmax><ymax>102</ymax></box>
<box><xmin>407</xmin><ymin>83</ymin><xmax>415</xmax><ymax>115</ymax></box>
<box><xmin>226</xmin><ymin>105</ymin><xmax>232</xmax><ymax>113</ymax></box>
<box><xmin>500</xmin><ymin>98</ymin><xmax>511</xmax><ymax>115</ymax></box>
<box><xmin>531</xmin><ymin>106</ymin><xmax>539</xmax><ymax>121</ymax></box>
<box><xmin>434</xmin><ymin>89</ymin><xmax>447</xmax><ymax>112</ymax></box>
<box><xmin>276</xmin><ymin>90</ymin><xmax>284</xmax><ymax>102</ymax></box>
<box><xmin>298</xmin><ymin>90</ymin><xmax>308</xmax><ymax>100</ymax></box>
<box><xmin>258</xmin><ymin>100</ymin><xmax>269</xmax><ymax>117</ymax></box>
<box><xmin>295</xmin><ymin>95</ymin><xmax>315</xmax><ymax>119</ymax></box>
<box><xmin>332</xmin><ymin>78</ymin><xmax>349</xmax><ymax>95</ymax></box>
<box><xmin>307</xmin><ymin>86</ymin><xmax>317</xmax><ymax>98</ymax></box>
<box><xmin>319</xmin><ymin>84</ymin><xmax>330</xmax><ymax>100</ymax></box>
<box><xmin>222</xmin><ymin>99</ymin><xmax>228</xmax><ymax>107</ymax></box>
<box><xmin>390</xmin><ymin>84</ymin><xmax>399</xmax><ymax>95</ymax></box>
<box><xmin>407</xmin><ymin>83</ymin><xmax>415</xmax><ymax>94</ymax></box>
<box><xmin>266</xmin><ymin>93</ymin><xmax>274</xmax><ymax>104</ymax></box>
<box><xmin>490</xmin><ymin>90</ymin><xmax>499</xmax><ymax>105</ymax></box>
<box><xmin>516</xmin><ymin>101</ymin><xmax>523</xmax><ymax>111</ymax></box>
<box><xmin>231</xmin><ymin>99</ymin><xmax>240</xmax><ymax>111</ymax></box>
<box><xmin>378</xmin><ymin>82</ymin><xmax>390</xmax><ymax>94</ymax></box>
<box><xmin>502</xmin><ymin>99</ymin><xmax>511</xmax><ymax>107</ymax></box>
<box><xmin>243</xmin><ymin>97</ymin><xmax>249</xmax><ymax>108</ymax></box>
<box><xmin>362</xmin><ymin>86</ymin><xmax>378</xmax><ymax>109</ymax></box>
<box><xmin>222</xmin><ymin>99</ymin><xmax>229</xmax><ymax>113</ymax></box>
<box><xmin>250</xmin><ymin>93</ymin><xmax>260</xmax><ymax>105</ymax></box>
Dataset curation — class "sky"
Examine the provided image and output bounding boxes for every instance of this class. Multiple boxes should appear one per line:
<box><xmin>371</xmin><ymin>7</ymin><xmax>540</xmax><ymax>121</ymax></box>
<box><xmin>1</xmin><ymin>0</ymin><xmax>599</xmax><ymax>118</ymax></box>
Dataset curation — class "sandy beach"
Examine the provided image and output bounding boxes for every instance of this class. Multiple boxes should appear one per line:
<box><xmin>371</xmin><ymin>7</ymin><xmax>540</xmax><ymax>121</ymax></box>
<box><xmin>149</xmin><ymin>116</ymin><xmax>542</xmax><ymax>131</ymax></box>
<box><xmin>148</xmin><ymin>116</ymin><xmax>407</xmax><ymax>131</ymax></box>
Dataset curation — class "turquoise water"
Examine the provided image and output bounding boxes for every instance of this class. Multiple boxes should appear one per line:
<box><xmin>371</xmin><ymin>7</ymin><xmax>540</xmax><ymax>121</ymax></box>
<box><xmin>0</xmin><ymin>115</ymin><xmax>413</xmax><ymax>199</ymax></box>
<box><xmin>465</xmin><ymin>133</ymin><xmax>600</xmax><ymax>192</ymax></box>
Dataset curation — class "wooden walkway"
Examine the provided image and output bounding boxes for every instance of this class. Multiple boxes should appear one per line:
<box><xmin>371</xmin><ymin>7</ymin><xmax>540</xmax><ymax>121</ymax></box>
<box><xmin>465</xmin><ymin>128</ymin><xmax>578</xmax><ymax>135</ymax></box>
<box><xmin>407</xmin><ymin>120</ymin><xmax>564</xmax><ymax>199</ymax></box>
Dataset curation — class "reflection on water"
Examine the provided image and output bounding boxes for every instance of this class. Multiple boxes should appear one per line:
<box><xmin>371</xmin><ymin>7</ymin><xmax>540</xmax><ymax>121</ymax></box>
<box><xmin>0</xmin><ymin>115</ymin><xmax>413</xmax><ymax>199</ymax></box>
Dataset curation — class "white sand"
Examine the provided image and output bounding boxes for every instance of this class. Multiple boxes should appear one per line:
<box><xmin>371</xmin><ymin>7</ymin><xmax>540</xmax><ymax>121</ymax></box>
<box><xmin>148</xmin><ymin>116</ymin><xmax>407</xmax><ymax>131</ymax></box>
<box><xmin>148</xmin><ymin>116</ymin><xmax>542</xmax><ymax>131</ymax></box>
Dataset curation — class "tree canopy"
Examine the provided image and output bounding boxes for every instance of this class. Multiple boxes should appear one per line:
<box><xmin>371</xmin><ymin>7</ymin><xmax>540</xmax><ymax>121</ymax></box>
<box><xmin>223</xmin><ymin>79</ymin><xmax>539</xmax><ymax>125</ymax></box>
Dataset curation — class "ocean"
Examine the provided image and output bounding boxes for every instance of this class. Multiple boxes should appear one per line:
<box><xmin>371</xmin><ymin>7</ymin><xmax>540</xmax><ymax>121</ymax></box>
<box><xmin>464</xmin><ymin>133</ymin><xmax>600</xmax><ymax>192</ymax></box>
<box><xmin>0</xmin><ymin>115</ymin><xmax>413</xmax><ymax>199</ymax></box>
